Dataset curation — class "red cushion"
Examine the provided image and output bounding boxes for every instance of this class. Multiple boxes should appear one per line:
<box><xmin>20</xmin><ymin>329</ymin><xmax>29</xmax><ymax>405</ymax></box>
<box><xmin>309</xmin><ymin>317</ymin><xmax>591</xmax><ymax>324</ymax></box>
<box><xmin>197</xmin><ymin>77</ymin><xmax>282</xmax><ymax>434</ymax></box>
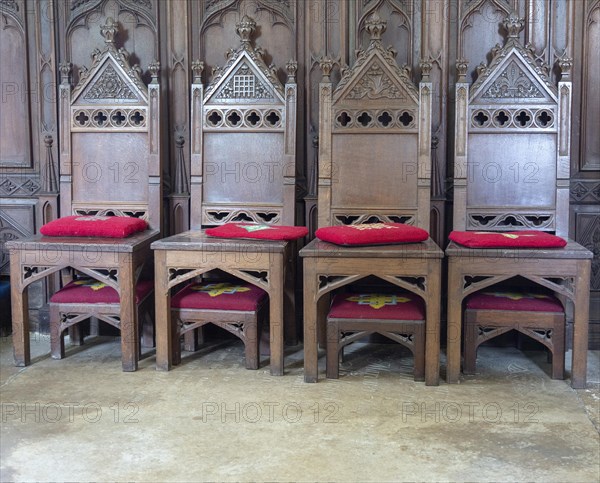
<box><xmin>316</xmin><ymin>223</ymin><xmax>429</xmax><ymax>246</ymax></box>
<box><xmin>50</xmin><ymin>278</ymin><xmax>154</xmax><ymax>304</ymax></box>
<box><xmin>206</xmin><ymin>223</ymin><xmax>308</xmax><ymax>241</ymax></box>
<box><xmin>171</xmin><ymin>282</ymin><xmax>267</xmax><ymax>311</ymax></box>
<box><xmin>466</xmin><ymin>291</ymin><xmax>563</xmax><ymax>312</ymax></box>
<box><xmin>329</xmin><ymin>292</ymin><xmax>425</xmax><ymax>320</ymax></box>
<box><xmin>449</xmin><ymin>230</ymin><xmax>566</xmax><ymax>248</ymax></box>
<box><xmin>40</xmin><ymin>215</ymin><xmax>148</xmax><ymax>238</ymax></box>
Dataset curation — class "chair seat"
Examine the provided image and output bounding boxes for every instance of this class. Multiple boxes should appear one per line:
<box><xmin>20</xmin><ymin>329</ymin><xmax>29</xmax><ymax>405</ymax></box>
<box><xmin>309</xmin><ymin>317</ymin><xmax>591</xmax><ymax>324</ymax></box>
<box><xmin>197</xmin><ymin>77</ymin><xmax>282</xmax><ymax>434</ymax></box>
<box><xmin>329</xmin><ymin>292</ymin><xmax>425</xmax><ymax>320</ymax></box>
<box><xmin>50</xmin><ymin>278</ymin><xmax>154</xmax><ymax>304</ymax></box>
<box><xmin>465</xmin><ymin>290</ymin><xmax>563</xmax><ymax>312</ymax></box>
<box><xmin>171</xmin><ymin>282</ymin><xmax>267</xmax><ymax>311</ymax></box>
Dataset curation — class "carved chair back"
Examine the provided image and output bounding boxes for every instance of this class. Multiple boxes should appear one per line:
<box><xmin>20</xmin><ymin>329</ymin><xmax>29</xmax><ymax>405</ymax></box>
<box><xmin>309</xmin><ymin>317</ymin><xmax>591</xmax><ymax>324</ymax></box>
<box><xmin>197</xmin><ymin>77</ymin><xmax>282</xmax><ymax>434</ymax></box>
<box><xmin>452</xmin><ymin>12</ymin><xmax>572</xmax><ymax>237</ymax></box>
<box><xmin>190</xmin><ymin>16</ymin><xmax>297</xmax><ymax>229</ymax></box>
<box><xmin>59</xmin><ymin>18</ymin><xmax>161</xmax><ymax>230</ymax></box>
<box><xmin>317</xmin><ymin>15</ymin><xmax>432</xmax><ymax>231</ymax></box>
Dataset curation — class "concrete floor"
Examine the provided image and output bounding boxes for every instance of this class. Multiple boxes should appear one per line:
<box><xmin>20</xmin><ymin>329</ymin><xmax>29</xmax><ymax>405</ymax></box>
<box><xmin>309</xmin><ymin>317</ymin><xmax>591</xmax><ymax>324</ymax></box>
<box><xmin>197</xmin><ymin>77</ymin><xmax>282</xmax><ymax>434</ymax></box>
<box><xmin>1</xmin><ymin>334</ymin><xmax>599</xmax><ymax>482</ymax></box>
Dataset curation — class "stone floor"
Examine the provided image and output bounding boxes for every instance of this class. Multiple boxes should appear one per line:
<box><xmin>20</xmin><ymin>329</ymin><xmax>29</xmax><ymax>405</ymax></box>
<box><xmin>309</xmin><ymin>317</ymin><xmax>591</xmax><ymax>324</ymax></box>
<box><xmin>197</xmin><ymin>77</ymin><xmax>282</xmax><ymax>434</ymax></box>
<box><xmin>1</xmin><ymin>334</ymin><xmax>599</xmax><ymax>482</ymax></box>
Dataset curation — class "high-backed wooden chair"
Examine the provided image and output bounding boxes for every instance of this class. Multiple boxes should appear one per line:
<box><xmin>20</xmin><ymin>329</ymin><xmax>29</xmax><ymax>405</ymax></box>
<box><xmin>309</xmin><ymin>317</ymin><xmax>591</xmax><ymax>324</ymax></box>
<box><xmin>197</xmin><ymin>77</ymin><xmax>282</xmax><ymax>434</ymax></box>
<box><xmin>300</xmin><ymin>14</ymin><xmax>443</xmax><ymax>385</ymax></box>
<box><xmin>153</xmin><ymin>16</ymin><xmax>298</xmax><ymax>372</ymax></box>
<box><xmin>7</xmin><ymin>18</ymin><xmax>162</xmax><ymax>371</ymax></box>
<box><xmin>446</xmin><ymin>12</ymin><xmax>593</xmax><ymax>388</ymax></box>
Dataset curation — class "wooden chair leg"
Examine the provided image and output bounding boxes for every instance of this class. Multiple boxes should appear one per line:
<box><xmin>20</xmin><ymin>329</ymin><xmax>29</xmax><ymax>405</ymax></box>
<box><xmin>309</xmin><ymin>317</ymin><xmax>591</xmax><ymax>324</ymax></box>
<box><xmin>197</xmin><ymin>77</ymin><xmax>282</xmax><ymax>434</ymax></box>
<box><xmin>551</xmin><ymin>317</ymin><xmax>566</xmax><ymax>380</ymax></box>
<box><xmin>49</xmin><ymin>305</ymin><xmax>65</xmax><ymax>360</ymax></box>
<box><xmin>413</xmin><ymin>325</ymin><xmax>425</xmax><ymax>382</ymax></box>
<box><xmin>244</xmin><ymin>315</ymin><xmax>259</xmax><ymax>370</ymax></box>
<box><xmin>326</xmin><ymin>319</ymin><xmax>340</xmax><ymax>379</ymax></box>
<box><xmin>183</xmin><ymin>330</ymin><xmax>198</xmax><ymax>352</ymax></box>
<box><xmin>68</xmin><ymin>323</ymin><xmax>84</xmax><ymax>346</ymax></box>
<box><xmin>463</xmin><ymin>313</ymin><xmax>478</xmax><ymax>375</ymax></box>
<box><xmin>171</xmin><ymin>311</ymin><xmax>182</xmax><ymax>366</ymax></box>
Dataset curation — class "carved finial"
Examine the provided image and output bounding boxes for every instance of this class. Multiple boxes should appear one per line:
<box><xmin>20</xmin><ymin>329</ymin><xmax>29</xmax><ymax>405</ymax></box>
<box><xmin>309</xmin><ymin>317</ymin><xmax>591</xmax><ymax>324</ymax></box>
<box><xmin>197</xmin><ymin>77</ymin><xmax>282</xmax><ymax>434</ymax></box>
<box><xmin>503</xmin><ymin>11</ymin><xmax>524</xmax><ymax>39</ymax></box>
<box><xmin>59</xmin><ymin>60</ymin><xmax>72</xmax><ymax>85</ymax></box>
<box><xmin>319</xmin><ymin>56</ymin><xmax>334</xmax><ymax>81</ymax></box>
<box><xmin>148</xmin><ymin>60</ymin><xmax>160</xmax><ymax>83</ymax></box>
<box><xmin>236</xmin><ymin>15</ymin><xmax>256</xmax><ymax>44</ymax></box>
<box><xmin>420</xmin><ymin>59</ymin><xmax>432</xmax><ymax>81</ymax></box>
<box><xmin>173</xmin><ymin>135</ymin><xmax>189</xmax><ymax>195</ymax></box>
<box><xmin>286</xmin><ymin>59</ymin><xmax>297</xmax><ymax>82</ymax></box>
<box><xmin>558</xmin><ymin>56</ymin><xmax>572</xmax><ymax>80</ymax></box>
<box><xmin>192</xmin><ymin>60</ymin><xmax>204</xmax><ymax>83</ymax></box>
<box><xmin>100</xmin><ymin>17</ymin><xmax>118</xmax><ymax>45</ymax></box>
<box><xmin>456</xmin><ymin>58</ymin><xmax>468</xmax><ymax>82</ymax></box>
<box><xmin>42</xmin><ymin>135</ymin><xmax>58</xmax><ymax>194</ymax></box>
<box><xmin>365</xmin><ymin>12</ymin><xmax>386</xmax><ymax>42</ymax></box>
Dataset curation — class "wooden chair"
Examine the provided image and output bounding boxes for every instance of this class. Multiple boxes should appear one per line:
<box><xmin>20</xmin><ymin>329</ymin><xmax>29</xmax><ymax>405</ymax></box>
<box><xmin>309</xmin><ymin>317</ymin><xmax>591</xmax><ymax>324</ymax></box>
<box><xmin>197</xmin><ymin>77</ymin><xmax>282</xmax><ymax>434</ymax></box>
<box><xmin>446</xmin><ymin>12</ymin><xmax>593</xmax><ymax>387</ymax></box>
<box><xmin>157</xmin><ymin>15</ymin><xmax>298</xmax><ymax>371</ymax></box>
<box><xmin>41</xmin><ymin>17</ymin><xmax>162</xmax><ymax>369</ymax></box>
<box><xmin>300</xmin><ymin>13</ymin><xmax>443</xmax><ymax>385</ymax></box>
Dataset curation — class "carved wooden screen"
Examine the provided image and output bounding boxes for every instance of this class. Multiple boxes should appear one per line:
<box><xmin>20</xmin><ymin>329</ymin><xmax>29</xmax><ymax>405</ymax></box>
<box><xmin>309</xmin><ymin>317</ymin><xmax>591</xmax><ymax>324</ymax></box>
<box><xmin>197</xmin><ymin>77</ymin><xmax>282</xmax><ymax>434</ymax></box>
<box><xmin>59</xmin><ymin>18</ymin><xmax>161</xmax><ymax>230</ymax></box>
<box><xmin>317</xmin><ymin>14</ymin><xmax>432</xmax><ymax>230</ymax></box>
<box><xmin>453</xmin><ymin>13</ymin><xmax>571</xmax><ymax>237</ymax></box>
<box><xmin>190</xmin><ymin>16</ymin><xmax>297</xmax><ymax>229</ymax></box>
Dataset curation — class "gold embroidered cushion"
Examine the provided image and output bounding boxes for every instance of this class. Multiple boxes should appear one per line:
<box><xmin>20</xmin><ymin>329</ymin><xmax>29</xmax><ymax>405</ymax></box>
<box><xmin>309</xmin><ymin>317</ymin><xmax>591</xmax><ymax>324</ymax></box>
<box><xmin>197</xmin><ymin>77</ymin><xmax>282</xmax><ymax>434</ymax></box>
<box><xmin>171</xmin><ymin>282</ymin><xmax>267</xmax><ymax>311</ymax></box>
<box><xmin>465</xmin><ymin>291</ymin><xmax>563</xmax><ymax>312</ymax></box>
<box><xmin>449</xmin><ymin>230</ymin><xmax>567</xmax><ymax>248</ymax></box>
<box><xmin>316</xmin><ymin>223</ymin><xmax>428</xmax><ymax>246</ymax></box>
<box><xmin>329</xmin><ymin>292</ymin><xmax>425</xmax><ymax>320</ymax></box>
<box><xmin>206</xmin><ymin>223</ymin><xmax>308</xmax><ymax>241</ymax></box>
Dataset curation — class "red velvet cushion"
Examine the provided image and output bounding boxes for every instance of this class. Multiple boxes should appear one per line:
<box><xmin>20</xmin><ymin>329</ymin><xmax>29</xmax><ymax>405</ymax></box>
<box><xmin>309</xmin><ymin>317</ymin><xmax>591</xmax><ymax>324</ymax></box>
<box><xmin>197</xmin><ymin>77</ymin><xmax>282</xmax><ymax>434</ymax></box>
<box><xmin>171</xmin><ymin>282</ymin><xmax>267</xmax><ymax>311</ymax></box>
<box><xmin>329</xmin><ymin>292</ymin><xmax>425</xmax><ymax>320</ymax></box>
<box><xmin>466</xmin><ymin>291</ymin><xmax>563</xmax><ymax>312</ymax></box>
<box><xmin>40</xmin><ymin>215</ymin><xmax>148</xmax><ymax>238</ymax></box>
<box><xmin>316</xmin><ymin>223</ymin><xmax>429</xmax><ymax>246</ymax></box>
<box><xmin>50</xmin><ymin>278</ymin><xmax>154</xmax><ymax>304</ymax></box>
<box><xmin>449</xmin><ymin>230</ymin><xmax>566</xmax><ymax>248</ymax></box>
<box><xmin>206</xmin><ymin>223</ymin><xmax>308</xmax><ymax>241</ymax></box>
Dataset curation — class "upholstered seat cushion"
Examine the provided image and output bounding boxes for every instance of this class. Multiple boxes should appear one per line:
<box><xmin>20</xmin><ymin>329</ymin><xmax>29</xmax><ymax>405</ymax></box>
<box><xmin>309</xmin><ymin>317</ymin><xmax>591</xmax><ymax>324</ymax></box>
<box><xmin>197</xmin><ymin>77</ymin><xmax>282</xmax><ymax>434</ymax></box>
<box><xmin>40</xmin><ymin>215</ymin><xmax>148</xmax><ymax>238</ymax></box>
<box><xmin>171</xmin><ymin>282</ymin><xmax>267</xmax><ymax>311</ymax></box>
<box><xmin>465</xmin><ymin>291</ymin><xmax>564</xmax><ymax>312</ymax></box>
<box><xmin>316</xmin><ymin>223</ymin><xmax>429</xmax><ymax>246</ymax></box>
<box><xmin>328</xmin><ymin>292</ymin><xmax>425</xmax><ymax>320</ymax></box>
<box><xmin>206</xmin><ymin>223</ymin><xmax>308</xmax><ymax>241</ymax></box>
<box><xmin>50</xmin><ymin>278</ymin><xmax>154</xmax><ymax>304</ymax></box>
<box><xmin>449</xmin><ymin>230</ymin><xmax>567</xmax><ymax>248</ymax></box>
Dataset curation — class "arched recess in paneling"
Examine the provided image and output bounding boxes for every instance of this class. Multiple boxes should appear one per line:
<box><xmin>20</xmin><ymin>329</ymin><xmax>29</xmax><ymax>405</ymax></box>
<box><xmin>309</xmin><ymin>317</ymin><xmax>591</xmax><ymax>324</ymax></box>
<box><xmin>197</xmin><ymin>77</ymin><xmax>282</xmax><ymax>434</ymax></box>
<box><xmin>64</xmin><ymin>0</ymin><xmax>158</xmax><ymax>85</ymax></box>
<box><xmin>0</xmin><ymin>7</ymin><xmax>31</xmax><ymax>169</ymax></box>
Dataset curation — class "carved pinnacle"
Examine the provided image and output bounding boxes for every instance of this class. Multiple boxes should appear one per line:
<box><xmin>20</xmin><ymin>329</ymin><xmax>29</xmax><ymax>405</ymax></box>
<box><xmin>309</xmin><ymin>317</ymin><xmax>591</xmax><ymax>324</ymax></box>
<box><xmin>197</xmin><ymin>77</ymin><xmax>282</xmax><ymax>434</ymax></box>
<box><xmin>503</xmin><ymin>10</ymin><xmax>524</xmax><ymax>39</ymax></box>
<box><xmin>148</xmin><ymin>60</ymin><xmax>160</xmax><ymax>83</ymax></box>
<box><xmin>236</xmin><ymin>15</ymin><xmax>256</xmax><ymax>44</ymax></box>
<box><xmin>319</xmin><ymin>56</ymin><xmax>334</xmax><ymax>81</ymax></box>
<box><xmin>59</xmin><ymin>60</ymin><xmax>72</xmax><ymax>85</ymax></box>
<box><xmin>286</xmin><ymin>59</ymin><xmax>297</xmax><ymax>82</ymax></box>
<box><xmin>420</xmin><ymin>59</ymin><xmax>432</xmax><ymax>81</ymax></box>
<box><xmin>456</xmin><ymin>59</ymin><xmax>468</xmax><ymax>82</ymax></box>
<box><xmin>558</xmin><ymin>56</ymin><xmax>572</xmax><ymax>80</ymax></box>
<box><xmin>365</xmin><ymin>12</ymin><xmax>386</xmax><ymax>42</ymax></box>
<box><xmin>191</xmin><ymin>60</ymin><xmax>204</xmax><ymax>83</ymax></box>
<box><xmin>100</xmin><ymin>17</ymin><xmax>118</xmax><ymax>44</ymax></box>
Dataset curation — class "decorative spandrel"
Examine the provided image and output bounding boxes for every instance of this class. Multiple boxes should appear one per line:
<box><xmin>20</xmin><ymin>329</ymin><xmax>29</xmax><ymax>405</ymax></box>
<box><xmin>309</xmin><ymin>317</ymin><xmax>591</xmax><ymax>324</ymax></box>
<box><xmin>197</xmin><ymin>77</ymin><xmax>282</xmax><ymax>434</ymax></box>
<box><xmin>83</xmin><ymin>64</ymin><xmax>137</xmax><ymax>101</ymax></box>
<box><xmin>481</xmin><ymin>60</ymin><xmax>544</xmax><ymax>99</ymax></box>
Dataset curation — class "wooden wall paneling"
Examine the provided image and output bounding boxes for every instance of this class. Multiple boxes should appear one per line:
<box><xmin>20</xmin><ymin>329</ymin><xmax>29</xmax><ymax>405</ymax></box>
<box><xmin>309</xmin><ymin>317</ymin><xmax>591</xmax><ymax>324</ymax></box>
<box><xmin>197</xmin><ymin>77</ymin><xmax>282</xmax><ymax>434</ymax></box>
<box><xmin>571</xmin><ymin>0</ymin><xmax>600</xmax><ymax>348</ymax></box>
<box><xmin>421</xmin><ymin>0</ymin><xmax>450</xmax><ymax>246</ymax></box>
<box><xmin>304</xmin><ymin>0</ymin><xmax>347</xmax><ymax>237</ymax></box>
<box><xmin>166</xmin><ymin>0</ymin><xmax>192</xmax><ymax>234</ymax></box>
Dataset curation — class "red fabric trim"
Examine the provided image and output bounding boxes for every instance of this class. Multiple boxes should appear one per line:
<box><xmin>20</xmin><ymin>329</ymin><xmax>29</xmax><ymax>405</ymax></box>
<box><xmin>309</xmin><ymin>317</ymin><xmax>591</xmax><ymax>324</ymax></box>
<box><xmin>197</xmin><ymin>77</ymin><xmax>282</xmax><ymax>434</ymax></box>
<box><xmin>466</xmin><ymin>291</ymin><xmax>564</xmax><ymax>312</ymax></box>
<box><xmin>171</xmin><ymin>282</ymin><xmax>267</xmax><ymax>311</ymax></box>
<box><xmin>329</xmin><ymin>292</ymin><xmax>425</xmax><ymax>320</ymax></box>
<box><xmin>40</xmin><ymin>216</ymin><xmax>148</xmax><ymax>238</ymax></box>
<box><xmin>449</xmin><ymin>230</ymin><xmax>566</xmax><ymax>248</ymax></box>
<box><xmin>50</xmin><ymin>279</ymin><xmax>154</xmax><ymax>304</ymax></box>
<box><xmin>316</xmin><ymin>223</ymin><xmax>429</xmax><ymax>246</ymax></box>
<box><xmin>206</xmin><ymin>223</ymin><xmax>308</xmax><ymax>241</ymax></box>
